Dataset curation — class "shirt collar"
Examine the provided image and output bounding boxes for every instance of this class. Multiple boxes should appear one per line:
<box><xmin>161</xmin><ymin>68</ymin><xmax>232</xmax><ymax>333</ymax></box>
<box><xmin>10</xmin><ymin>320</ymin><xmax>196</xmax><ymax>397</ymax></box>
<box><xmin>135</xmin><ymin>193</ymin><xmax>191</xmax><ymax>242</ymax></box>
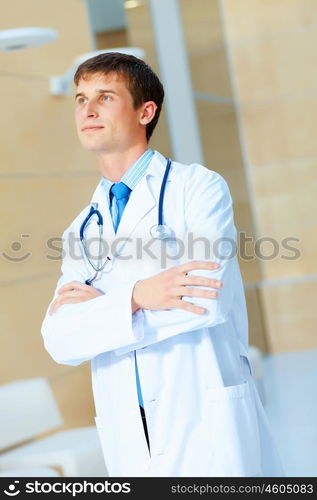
<box><xmin>101</xmin><ymin>149</ymin><xmax>154</xmax><ymax>200</ymax></box>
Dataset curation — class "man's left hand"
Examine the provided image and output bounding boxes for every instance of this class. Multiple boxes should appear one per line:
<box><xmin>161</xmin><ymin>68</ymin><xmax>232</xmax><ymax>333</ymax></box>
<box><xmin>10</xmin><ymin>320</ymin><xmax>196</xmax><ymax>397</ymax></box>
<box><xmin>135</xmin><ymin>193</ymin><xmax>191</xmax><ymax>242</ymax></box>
<box><xmin>49</xmin><ymin>281</ymin><xmax>103</xmax><ymax>315</ymax></box>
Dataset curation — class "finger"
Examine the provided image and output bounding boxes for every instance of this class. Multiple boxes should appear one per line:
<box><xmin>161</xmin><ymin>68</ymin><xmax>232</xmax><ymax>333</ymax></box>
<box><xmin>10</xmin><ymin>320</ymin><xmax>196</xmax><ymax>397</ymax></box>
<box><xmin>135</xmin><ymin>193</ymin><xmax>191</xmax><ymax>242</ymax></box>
<box><xmin>58</xmin><ymin>281</ymin><xmax>88</xmax><ymax>293</ymax></box>
<box><xmin>174</xmin><ymin>287</ymin><xmax>218</xmax><ymax>299</ymax></box>
<box><xmin>57</xmin><ymin>290</ymin><xmax>84</xmax><ymax>301</ymax></box>
<box><xmin>180</xmin><ymin>276</ymin><xmax>223</xmax><ymax>289</ymax></box>
<box><xmin>172</xmin><ymin>299</ymin><xmax>207</xmax><ymax>315</ymax></box>
<box><xmin>49</xmin><ymin>300</ymin><xmax>58</xmax><ymax>315</ymax></box>
<box><xmin>49</xmin><ymin>291</ymin><xmax>84</xmax><ymax>314</ymax></box>
<box><xmin>58</xmin><ymin>297</ymin><xmax>85</xmax><ymax>305</ymax></box>
<box><xmin>49</xmin><ymin>302</ymin><xmax>59</xmax><ymax>315</ymax></box>
<box><xmin>179</xmin><ymin>260</ymin><xmax>220</xmax><ymax>274</ymax></box>
<box><xmin>50</xmin><ymin>297</ymin><xmax>85</xmax><ymax>314</ymax></box>
<box><xmin>50</xmin><ymin>287</ymin><xmax>102</xmax><ymax>314</ymax></box>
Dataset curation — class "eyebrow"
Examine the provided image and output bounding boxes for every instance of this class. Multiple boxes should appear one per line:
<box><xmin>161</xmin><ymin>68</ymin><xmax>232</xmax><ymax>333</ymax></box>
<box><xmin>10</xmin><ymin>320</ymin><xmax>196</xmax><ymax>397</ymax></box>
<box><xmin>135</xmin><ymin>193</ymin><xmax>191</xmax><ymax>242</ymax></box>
<box><xmin>75</xmin><ymin>89</ymin><xmax>119</xmax><ymax>100</ymax></box>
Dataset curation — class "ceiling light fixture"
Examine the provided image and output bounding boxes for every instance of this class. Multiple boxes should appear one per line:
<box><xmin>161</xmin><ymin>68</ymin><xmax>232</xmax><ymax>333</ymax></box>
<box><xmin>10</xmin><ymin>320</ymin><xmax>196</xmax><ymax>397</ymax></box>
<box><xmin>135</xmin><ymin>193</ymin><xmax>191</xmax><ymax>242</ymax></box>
<box><xmin>0</xmin><ymin>27</ymin><xmax>58</xmax><ymax>51</ymax></box>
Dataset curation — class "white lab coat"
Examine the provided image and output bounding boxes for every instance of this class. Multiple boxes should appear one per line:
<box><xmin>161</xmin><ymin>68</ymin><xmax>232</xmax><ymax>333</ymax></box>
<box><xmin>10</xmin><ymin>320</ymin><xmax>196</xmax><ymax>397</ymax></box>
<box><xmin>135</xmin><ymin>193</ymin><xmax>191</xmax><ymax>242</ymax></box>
<box><xmin>41</xmin><ymin>151</ymin><xmax>284</xmax><ymax>477</ymax></box>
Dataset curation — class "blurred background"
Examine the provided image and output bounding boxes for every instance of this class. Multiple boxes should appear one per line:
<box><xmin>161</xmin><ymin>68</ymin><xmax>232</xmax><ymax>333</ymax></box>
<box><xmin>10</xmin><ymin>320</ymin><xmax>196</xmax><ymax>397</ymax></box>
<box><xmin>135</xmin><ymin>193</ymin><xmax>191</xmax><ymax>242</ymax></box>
<box><xmin>1</xmin><ymin>0</ymin><xmax>316</xmax><ymax>477</ymax></box>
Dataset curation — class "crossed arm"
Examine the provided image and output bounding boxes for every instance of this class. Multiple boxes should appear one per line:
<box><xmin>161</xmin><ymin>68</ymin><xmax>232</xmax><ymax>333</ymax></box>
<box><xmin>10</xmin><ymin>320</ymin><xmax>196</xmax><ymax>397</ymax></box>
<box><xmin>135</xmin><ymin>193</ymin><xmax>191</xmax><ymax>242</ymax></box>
<box><xmin>49</xmin><ymin>260</ymin><xmax>222</xmax><ymax>316</ymax></box>
<box><xmin>42</xmin><ymin>168</ymin><xmax>237</xmax><ymax>365</ymax></box>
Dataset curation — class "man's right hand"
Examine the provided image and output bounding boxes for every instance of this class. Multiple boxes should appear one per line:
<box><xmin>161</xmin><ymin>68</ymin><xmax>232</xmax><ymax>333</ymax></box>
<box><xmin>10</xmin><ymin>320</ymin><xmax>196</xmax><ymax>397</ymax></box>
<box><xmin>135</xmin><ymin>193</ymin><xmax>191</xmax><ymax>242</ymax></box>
<box><xmin>131</xmin><ymin>260</ymin><xmax>222</xmax><ymax>315</ymax></box>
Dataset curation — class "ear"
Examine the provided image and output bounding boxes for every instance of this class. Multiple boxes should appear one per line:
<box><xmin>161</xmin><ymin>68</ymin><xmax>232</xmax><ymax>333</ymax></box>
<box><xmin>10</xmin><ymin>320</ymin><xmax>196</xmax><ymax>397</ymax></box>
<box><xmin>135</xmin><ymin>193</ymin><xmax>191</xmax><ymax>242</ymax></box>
<box><xmin>139</xmin><ymin>101</ymin><xmax>158</xmax><ymax>125</ymax></box>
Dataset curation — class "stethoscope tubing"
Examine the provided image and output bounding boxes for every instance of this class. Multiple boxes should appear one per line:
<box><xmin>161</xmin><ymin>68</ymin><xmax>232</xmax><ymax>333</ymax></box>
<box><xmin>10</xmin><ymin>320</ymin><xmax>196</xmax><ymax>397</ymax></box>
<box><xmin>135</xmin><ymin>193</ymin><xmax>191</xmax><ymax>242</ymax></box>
<box><xmin>80</xmin><ymin>157</ymin><xmax>172</xmax><ymax>285</ymax></box>
<box><xmin>158</xmin><ymin>158</ymin><xmax>171</xmax><ymax>226</ymax></box>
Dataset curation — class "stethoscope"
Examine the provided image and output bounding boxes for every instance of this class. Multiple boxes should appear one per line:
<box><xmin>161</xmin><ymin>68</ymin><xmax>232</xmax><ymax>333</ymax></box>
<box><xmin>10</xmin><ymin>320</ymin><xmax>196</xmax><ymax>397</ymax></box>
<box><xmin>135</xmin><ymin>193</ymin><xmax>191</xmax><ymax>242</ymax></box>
<box><xmin>80</xmin><ymin>158</ymin><xmax>173</xmax><ymax>285</ymax></box>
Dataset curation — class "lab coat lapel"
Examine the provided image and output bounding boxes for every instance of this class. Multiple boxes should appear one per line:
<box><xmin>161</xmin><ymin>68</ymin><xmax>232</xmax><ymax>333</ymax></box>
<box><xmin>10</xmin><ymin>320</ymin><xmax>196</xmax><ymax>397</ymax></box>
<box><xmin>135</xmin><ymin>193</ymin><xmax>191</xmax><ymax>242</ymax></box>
<box><xmin>114</xmin><ymin>152</ymin><xmax>170</xmax><ymax>244</ymax></box>
<box><xmin>90</xmin><ymin>152</ymin><xmax>172</xmax><ymax>259</ymax></box>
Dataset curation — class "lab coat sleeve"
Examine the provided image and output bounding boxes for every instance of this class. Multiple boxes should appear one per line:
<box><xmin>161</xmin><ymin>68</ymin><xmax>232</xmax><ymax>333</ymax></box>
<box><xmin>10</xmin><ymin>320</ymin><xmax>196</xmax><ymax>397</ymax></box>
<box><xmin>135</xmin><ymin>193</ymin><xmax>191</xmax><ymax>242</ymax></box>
<box><xmin>41</xmin><ymin>229</ymin><xmax>144</xmax><ymax>366</ymax></box>
<box><xmin>115</xmin><ymin>165</ymin><xmax>240</xmax><ymax>356</ymax></box>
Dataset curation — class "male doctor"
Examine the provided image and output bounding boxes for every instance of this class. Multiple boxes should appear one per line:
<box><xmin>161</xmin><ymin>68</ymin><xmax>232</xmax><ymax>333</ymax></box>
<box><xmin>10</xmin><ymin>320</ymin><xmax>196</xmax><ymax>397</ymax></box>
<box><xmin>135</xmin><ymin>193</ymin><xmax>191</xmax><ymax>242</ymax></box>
<box><xmin>42</xmin><ymin>52</ymin><xmax>284</xmax><ymax>477</ymax></box>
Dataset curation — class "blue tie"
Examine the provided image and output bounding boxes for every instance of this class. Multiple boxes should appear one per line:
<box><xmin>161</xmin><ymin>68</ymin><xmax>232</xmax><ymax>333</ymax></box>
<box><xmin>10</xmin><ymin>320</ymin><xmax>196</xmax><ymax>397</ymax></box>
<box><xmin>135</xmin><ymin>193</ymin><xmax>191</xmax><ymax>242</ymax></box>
<box><xmin>109</xmin><ymin>182</ymin><xmax>144</xmax><ymax>408</ymax></box>
<box><xmin>109</xmin><ymin>182</ymin><xmax>131</xmax><ymax>233</ymax></box>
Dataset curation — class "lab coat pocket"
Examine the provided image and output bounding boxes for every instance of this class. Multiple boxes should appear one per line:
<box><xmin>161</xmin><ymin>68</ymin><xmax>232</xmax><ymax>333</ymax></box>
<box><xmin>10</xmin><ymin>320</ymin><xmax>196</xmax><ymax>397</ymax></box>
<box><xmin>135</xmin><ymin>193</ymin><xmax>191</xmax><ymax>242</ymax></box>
<box><xmin>205</xmin><ymin>381</ymin><xmax>261</xmax><ymax>477</ymax></box>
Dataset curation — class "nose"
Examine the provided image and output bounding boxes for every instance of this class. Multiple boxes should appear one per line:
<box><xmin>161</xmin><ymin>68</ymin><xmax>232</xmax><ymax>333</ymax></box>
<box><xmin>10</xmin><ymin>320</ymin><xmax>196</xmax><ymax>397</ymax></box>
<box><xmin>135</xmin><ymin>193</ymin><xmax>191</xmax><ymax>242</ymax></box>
<box><xmin>85</xmin><ymin>100</ymin><xmax>99</xmax><ymax>118</ymax></box>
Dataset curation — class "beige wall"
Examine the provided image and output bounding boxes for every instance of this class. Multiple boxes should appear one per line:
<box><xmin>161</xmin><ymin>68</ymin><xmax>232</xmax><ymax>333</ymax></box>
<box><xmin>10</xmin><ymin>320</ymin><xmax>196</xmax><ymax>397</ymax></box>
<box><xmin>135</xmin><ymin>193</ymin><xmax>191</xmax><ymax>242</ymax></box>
<box><xmin>1</xmin><ymin>0</ymin><xmax>97</xmax><ymax>429</ymax></box>
<box><xmin>221</xmin><ymin>0</ymin><xmax>317</xmax><ymax>352</ymax></box>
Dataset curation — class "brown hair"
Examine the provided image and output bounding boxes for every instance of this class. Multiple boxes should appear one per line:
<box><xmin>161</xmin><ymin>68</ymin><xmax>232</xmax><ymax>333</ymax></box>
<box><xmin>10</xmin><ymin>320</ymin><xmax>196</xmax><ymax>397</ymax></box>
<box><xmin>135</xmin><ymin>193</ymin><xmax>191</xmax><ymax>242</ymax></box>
<box><xmin>74</xmin><ymin>52</ymin><xmax>164</xmax><ymax>142</ymax></box>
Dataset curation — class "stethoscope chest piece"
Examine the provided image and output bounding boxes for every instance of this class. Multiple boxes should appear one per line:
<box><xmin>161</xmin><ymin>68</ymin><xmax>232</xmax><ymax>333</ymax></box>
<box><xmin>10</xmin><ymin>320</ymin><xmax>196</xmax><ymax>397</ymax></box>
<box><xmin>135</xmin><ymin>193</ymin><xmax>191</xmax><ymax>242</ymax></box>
<box><xmin>150</xmin><ymin>224</ymin><xmax>173</xmax><ymax>240</ymax></box>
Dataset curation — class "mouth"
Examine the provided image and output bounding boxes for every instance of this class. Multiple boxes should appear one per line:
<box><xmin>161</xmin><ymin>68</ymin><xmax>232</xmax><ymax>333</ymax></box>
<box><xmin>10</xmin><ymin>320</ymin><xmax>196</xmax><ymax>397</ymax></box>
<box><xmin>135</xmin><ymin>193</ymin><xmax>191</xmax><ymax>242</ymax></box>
<box><xmin>81</xmin><ymin>126</ymin><xmax>104</xmax><ymax>132</ymax></box>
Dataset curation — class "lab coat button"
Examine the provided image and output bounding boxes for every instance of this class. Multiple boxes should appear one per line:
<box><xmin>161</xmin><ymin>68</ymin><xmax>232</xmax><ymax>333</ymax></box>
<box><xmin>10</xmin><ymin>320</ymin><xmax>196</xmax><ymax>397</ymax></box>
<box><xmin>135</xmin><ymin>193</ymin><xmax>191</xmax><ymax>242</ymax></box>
<box><xmin>149</xmin><ymin>398</ymin><xmax>156</xmax><ymax>403</ymax></box>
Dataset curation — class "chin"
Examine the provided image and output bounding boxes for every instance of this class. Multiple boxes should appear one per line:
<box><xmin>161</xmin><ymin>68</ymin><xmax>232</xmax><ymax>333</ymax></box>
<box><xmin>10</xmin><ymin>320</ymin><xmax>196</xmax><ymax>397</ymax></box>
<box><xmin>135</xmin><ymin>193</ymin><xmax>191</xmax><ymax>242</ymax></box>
<box><xmin>80</xmin><ymin>140</ymin><xmax>105</xmax><ymax>153</ymax></box>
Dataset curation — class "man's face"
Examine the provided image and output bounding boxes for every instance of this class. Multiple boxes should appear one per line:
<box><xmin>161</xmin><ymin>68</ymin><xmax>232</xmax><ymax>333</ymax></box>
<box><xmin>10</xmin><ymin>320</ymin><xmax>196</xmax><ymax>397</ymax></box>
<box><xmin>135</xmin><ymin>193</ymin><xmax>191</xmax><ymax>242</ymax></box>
<box><xmin>74</xmin><ymin>72</ymin><xmax>144</xmax><ymax>153</ymax></box>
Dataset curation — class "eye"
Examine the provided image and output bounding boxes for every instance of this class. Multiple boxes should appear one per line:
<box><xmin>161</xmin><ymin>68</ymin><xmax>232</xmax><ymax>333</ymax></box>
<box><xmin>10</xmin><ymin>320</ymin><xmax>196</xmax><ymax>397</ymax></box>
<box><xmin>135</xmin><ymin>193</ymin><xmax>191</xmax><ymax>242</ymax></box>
<box><xmin>101</xmin><ymin>94</ymin><xmax>112</xmax><ymax>102</ymax></box>
<box><xmin>76</xmin><ymin>96</ymin><xmax>87</xmax><ymax>105</ymax></box>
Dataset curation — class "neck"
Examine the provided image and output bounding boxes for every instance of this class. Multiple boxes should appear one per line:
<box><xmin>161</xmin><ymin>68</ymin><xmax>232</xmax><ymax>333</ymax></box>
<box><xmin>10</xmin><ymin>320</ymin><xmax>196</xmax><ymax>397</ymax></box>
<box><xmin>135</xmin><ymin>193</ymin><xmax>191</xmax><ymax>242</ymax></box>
<box><xmin>97</xmin><ymin>144</ymin><xmax>148</xmax><ymax>182</ymax></box>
